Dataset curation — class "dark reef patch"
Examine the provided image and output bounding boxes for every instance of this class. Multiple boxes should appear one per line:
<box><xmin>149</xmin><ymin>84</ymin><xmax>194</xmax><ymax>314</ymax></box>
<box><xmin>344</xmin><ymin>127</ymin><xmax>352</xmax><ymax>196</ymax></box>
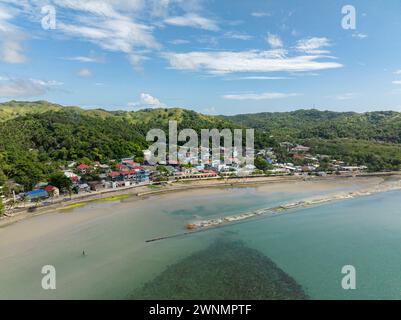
<box><xmin>130</xmin><ymin>239</ymin><xmax>308</xmax><ymax>300</ymax></box>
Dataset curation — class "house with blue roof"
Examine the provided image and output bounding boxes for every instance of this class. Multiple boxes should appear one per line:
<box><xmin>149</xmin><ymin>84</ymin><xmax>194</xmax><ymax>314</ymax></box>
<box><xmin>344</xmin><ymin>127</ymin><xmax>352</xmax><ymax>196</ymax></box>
<box><xmin>25</xmin><ymin>189</ymin><xmax>49</xmax><ymax>201</ymax></box>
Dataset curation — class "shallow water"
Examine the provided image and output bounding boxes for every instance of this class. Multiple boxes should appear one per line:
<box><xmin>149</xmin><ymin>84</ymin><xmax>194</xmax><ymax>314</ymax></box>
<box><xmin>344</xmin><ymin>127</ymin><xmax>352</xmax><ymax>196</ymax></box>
<box><xmin>0</xmin><ymin>181</ymin><xmax>401</xmax><ymax>299</ymax></box>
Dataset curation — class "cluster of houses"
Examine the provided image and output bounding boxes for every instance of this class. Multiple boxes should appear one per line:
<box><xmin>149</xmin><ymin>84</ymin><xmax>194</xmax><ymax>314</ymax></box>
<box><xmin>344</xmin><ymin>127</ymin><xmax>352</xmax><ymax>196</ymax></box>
<box><xmin>61</xmin><ymin>158</ymin><xmax>152</xmax><ymax>193</ymax></box>
<box><xmin>18</xmin><ymin>144</ymin><xmax>368</xmax><ymax>202</ymax></box>
<box><xmin>22</xmin><ymin>184</ymin><xmax>60</xmax><ymax>202</ymax></box>
<box><xmin>262</xmin><ymin>143</ymin><xmax>368</xmax><ymax>175</ymax></box>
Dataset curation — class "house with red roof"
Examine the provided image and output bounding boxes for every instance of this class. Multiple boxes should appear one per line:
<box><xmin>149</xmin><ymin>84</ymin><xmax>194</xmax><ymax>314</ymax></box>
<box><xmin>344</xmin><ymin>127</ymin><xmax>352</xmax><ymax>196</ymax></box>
<box><xmin>108</xmin><ymin>171</ymin><xmax>121</xmax><ymax>179</ymax></box>
<box><xmin>44</xmin><ymin>185</ymin><xmax>60</xmax><ymax>197</ymax></box>
<box><xmin>121</xmin><ymin>159</ymin><xmax>140</xmax><ymax>166</ymax></box>
<box><xmin>64</xmin><ymin>170</ymin><xmax>80</xmax><ymax>182</ymax></box>
<box><xmin>76</xmin><ymin>164</ymin><xmax>92</xmax><ymax>174</ymax></box>
<box><xmin>116</xmin><ymin>163</ymin><xmax>129</xmax><ymax>171</ymax></box>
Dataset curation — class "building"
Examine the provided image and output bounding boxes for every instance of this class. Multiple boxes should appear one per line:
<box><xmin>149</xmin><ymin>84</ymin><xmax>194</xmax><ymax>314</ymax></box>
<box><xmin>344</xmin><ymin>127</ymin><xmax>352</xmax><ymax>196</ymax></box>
<box><xmin>292</xmin><ymin>154</ymin><xmax>305</xmax><ymax>161</ymax></box>
<box><xmin>35</xmin><ymin>182</ymin><xmax>48</xmax><ymax>189</ymax></box>
<box><xmin>98</xmin><ymin>164</ymin><xmax>110</xmax><ymax>172</ymax></box>
<box><xmin>291</xmin><ymin>145</ymin><xmax>311</xmax><ymax>153</ymax></box>
<box><xmin>88</xmin><ymin>181</ymin><xmax>105</xmax><ymax>191</ymax></box>
<box><xmin>64</xmin><ymin>170</ymin><xmax>80</xmax><ymax>182</ymax></box>
<box><xmin>108</xmin><ymin>171</ymin><xmax>121</xmax><ymax>180</ymax></box>
<box><xmin>340</xmin><ymin>166</ymin><xmax>368</xmax><ymax>172</ymax></box>
<box><xmin>174</xmin><ymin>170</ymin><xmax>218</xmax><ymax>180</ymax></box>
<box><xmin>76</xmin><ymin>164</ymin><xmax>92</xmax><ymax>174</ymax></box>
<box><xmin>135</xmin><ymin>169</ymin><xmax>151</xmax><ymax>182</ymax></box>
<box><xmin>25</xmin><ymin>189</ymin><xmax>49</xmax><ymax>201</ymax></box>
<box><xmin>77</xmin><ymin>183</ymin><xmax>90</xmax><ymax>193</ymax></box>
<box><xmin>121</xmin><ymin>159</ymin><xmax>141</xmax><ymax>168</ymax></box>
<box><xmin>116</xmin><ymin>163</ymin><xmax>129</xmax><ymax>171</ymax></box>
<box><xmin>44</xmin><ymin>185</ymin><xmax>60</xmax><ymax>197</ymax></box>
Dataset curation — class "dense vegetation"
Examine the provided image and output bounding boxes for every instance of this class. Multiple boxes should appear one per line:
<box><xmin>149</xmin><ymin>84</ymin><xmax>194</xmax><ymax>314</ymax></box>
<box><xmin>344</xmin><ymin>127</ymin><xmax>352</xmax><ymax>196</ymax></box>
<box><xmin>224</xmin><ymin>109</ymin><xmax>401</xmax><ymax>143</ymax></box>
<box><xmin>0</xmin><ymin>197</ymin><xmax>4</xmax><ymax>216</ymax></box>
<box><xmin>0</xmin><ymin>101</ymin><xmax>234</xmax><ymax>190</ymax></box>
<box><xmin>0</xmin><ymin>101</ymin><xmax>401</xmax><ymax>191</ymax></box>
<box><xmin>225</xmin><ymin>109</ymin><xmax>401</xmax><ymax>171</ymax></box>
<box><xmin>0</xmin><ymin>109</ymin><xmax>146</xmax><ymax>189</ymax></box>
<box><xmin>308</xmin><ymin>138</ymin><xmax>401</xmax><ymax>172</ymax></box>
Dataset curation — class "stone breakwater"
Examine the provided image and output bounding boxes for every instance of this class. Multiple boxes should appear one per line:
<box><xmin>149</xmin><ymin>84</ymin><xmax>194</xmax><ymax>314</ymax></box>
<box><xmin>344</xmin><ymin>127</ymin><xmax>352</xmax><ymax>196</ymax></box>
<box><xmin>186</xmin><ymin>180</ymin><xmax>401</xmax><ymax>231</ymax></box>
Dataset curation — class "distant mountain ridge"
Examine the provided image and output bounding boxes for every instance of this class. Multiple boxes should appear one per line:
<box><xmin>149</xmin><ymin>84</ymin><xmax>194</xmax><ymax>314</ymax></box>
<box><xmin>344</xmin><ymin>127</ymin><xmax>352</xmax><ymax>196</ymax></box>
<box><xmin>0</xmin><ymin>100</ymin><xmax>231</xmax><ymax>127</ymax></box>
<box><xmin>2</xmin><ymin>101</ymin><xmax>401</xmax><ymax>144</ymax></box>
<box><xmin>223</xmin><ymin>109</ymin><xmax>401</xmax><ymax>143</ymax></box>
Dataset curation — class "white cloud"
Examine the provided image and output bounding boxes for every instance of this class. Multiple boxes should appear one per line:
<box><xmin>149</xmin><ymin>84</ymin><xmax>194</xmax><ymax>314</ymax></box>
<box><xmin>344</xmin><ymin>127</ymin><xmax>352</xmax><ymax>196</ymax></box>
<box><xmin>352</xmin><ymin>33</ymin><xmax>368</xmax><ymax>39</ymax></box>
<box><xmin>335</xmin><ymin>93</ymin><xmax>357</xmax><ymax>100</ymax></box>
<box><xmin>296</xmin><ymin>37</ymin><xmax>331</xmax><ymax>54</ymax></box>
<box><xmin>149</xmin><ymin>0</ymin><xmax>171</xmax><ymax>17</ymax></box>
<box><xmin>77</xmin><ymin>68</ymin><xmax>92</xmax><ymax>77</ymax></box>
<box><xmin>197</xmin><ymin>35</ymin><xmax>219</xmax><ymax>47</ymax></box>
<box><xmin>1</xmin><ymin>40</ymin><xmax>26</xmax><ymax>64</ymax></box>
<box><xmin>139</xmin><ymin>93</ymin><xmax>166</xmax><ymax>108</ymax></box>
<box><xmin>393</xmin><ymin>80</ymin><xmax>401</xmax><ymax>85</ymax></box>
<box><xmin>0</xmin><ymin>4</ymin><xmax>26</xmax><ymax>64</ymax></box>
<box><xmin>223</xmin><ymin>92</ymin><xmax>299</xmax><ymax>100</ymax></box>
<box><xmin>226</xmin><ymin>76</ymin><xmax>292</xmax><ymax>81</ymax></box>
<box><xmin>169</xmin><ymin>39</ymin><xmax>190</xmax><ymax>45</ymax></box>
<box><xmin>128</xmin><ymin>53</ymin><xmax>150</xmax><ymax>70</ymax></box>
<box><xmin>3</xmin><ymin>0</ymin><xmax>160</xmax><ymax>69</ymax></box>
<box><xmin>58</xmin><ymin>18</ymin><xmax>160</xmax><ymax>53</ymax></box>
<box><xmin>66</xmin><ymin>56</ymin><xmax>100</xmax><ymax>63</ymax></box>
<box><xmin>129</xmin><ymin>93</ymin><xmax>166</xmax><ymax>109</ymax></box>
<box><xmin>224</xmin><ymin>32</ymin><xmax>253</xmax><ymax>41</ymax></box>
<box><xmin>64</xmin><ymin>52</ymin><xmax>105</xmax><ymax>63</ymax></box>
<box><xmin>266</xmin><ymin>33</ymin><xmax>283</xmax><ymax>48</ymax></box>
<box><xmin>165</xmin><ymin>13</ymin><xmax>219</xmax><ymax>31</ymax></box>
<box><xmin>53</xmin><ymin>0</ymin><xmax>145</xmax><ymax>17</ymax></box>
<box><xmin>394</xmin><ymin>70</ymin><xmax>401</xmax><ymax>75</ymax></box>
<box><xmin>164</xmin><ymin>50</ymin><xmax>343</xmax><ymax>75</ymax></box>
<box><xmin>251</xmin><ymin>12</ymin><xmax>271</xmax><ymax>18</ymax></box>
<box><xmin>0</xmin><ymin>76</ymin><xmax>62</xmax><ymax>98</ymax></box>
<box><xmin>0</xmin><ymin>0</ymin><xmax>221</xmax><ymax>71</ymax></box>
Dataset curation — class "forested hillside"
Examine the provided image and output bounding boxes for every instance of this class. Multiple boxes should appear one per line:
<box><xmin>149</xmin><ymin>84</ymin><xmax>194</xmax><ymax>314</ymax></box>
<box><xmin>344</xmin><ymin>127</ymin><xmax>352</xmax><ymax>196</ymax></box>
<box><xmin>225</xmin><ymin>109</ymin><xmax>401</xmax><ymax>172</ymax></box>
<box><xmin>0</xmin><ymin>101</ymin><xmax>234</xmax><ymax>188</ymax></box>
<box><xmin>224</xmin><ymin>109</ymin><xmax>401</xmax><ymax>143</ymax></box>
<box><xmin>1</xmin><ymin>101</ymin><xmax>401</xmax><ymax>189</ymax></box>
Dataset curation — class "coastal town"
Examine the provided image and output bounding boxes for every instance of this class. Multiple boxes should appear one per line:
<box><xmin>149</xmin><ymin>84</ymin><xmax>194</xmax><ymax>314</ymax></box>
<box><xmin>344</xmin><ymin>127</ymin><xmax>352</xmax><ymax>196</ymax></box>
<box><xmin>1</xmin><ymin>0</ymin><xmax>401</xmax><ymax>302</ymax></box>
<box><xmin>0</xmin><ymin>143</ymin><xmax>370</xmax><ymax>216</ymax></box>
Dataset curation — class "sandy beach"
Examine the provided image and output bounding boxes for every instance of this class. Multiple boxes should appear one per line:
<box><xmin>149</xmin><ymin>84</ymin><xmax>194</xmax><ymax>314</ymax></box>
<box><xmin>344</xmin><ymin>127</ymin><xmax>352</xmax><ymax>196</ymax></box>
<box><xmin>0</xmin><ymin>174</ymin><xmax>397</xmax><ymax>238</ymax></box>
<box><xmin>1</xmin><ymin>173</ymin><xmax>399</xmax><ymax>229</ymax></box>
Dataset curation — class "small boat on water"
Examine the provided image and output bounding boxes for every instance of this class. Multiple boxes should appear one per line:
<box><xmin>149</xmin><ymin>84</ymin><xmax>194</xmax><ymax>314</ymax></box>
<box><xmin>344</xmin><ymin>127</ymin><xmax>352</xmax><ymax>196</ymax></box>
<box><xmin>185</xmin><ymin>223</ymin><xmax>197</xmax><ymax>230</ymax></box>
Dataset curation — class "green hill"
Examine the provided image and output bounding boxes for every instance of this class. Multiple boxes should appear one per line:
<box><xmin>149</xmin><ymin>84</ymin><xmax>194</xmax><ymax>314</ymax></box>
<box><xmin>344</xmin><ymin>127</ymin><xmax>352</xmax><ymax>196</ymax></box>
<box><xmin>224</xmin><ymin>109</ymin><xmax>401</xmax><ymax>143</ymax></box>
<box><xmin>0</xmin><ymin>100</ymin><xmax>63</xmax><ymax>121</ymax></box>
<box><xmin>0</xmin><ymin>101</ymin><xmax>234</xmax><ymax>189</ymax></box>
<box><xmin>0</xmin><ymin>101</ymin><xmax>233</xmax><ymax>128</ymax></box>
<box><xmin>0</xmin><ymin>101</ymin><xmax>401</xmax><ymax>189</ymax></box>
<box><xmin>0</xmin><ymin>100</ymin><xmax>118</xmax><ymax>122</ymax></box>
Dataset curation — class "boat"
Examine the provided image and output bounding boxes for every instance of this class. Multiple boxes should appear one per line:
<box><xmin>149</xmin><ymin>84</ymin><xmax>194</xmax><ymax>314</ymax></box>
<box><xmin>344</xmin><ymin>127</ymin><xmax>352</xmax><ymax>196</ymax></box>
<box><xmin>185</xmin><ymin>223</ymin><xmax>197</xmax><ymax>230</ymax></box>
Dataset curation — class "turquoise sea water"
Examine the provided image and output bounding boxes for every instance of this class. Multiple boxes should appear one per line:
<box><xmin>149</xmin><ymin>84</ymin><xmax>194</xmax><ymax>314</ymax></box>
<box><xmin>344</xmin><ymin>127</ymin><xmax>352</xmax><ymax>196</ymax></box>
<box><xmin>1</xmin><ymin>184</ymin><xmax>401</xmax><ymax>299</ymax></box>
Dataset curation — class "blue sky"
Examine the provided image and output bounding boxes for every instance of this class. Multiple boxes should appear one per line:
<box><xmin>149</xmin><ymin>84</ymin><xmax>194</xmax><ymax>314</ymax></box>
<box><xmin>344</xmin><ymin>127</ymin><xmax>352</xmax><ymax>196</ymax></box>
<box><xmin>0</xmin><ymin>0</ymin><xmax>401</xmax><ymax>115</ymax></box>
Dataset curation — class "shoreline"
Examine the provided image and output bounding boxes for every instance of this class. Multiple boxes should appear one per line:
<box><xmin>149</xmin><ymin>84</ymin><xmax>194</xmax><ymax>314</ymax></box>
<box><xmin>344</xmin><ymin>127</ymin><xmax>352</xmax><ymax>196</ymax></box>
<box><xmin>185</xmin><ymin>177</ymin><xmax>401</xmax><ymax>231</ymax></box>
<box><xmin>1</xmin><ymin>172</ymin><xmax>400</xmax><ymax>229</ymax></box>
<box><xmin>144</xmin><ymin>175</ymin><xmax>401</xmax><ymax>242</ymax></box>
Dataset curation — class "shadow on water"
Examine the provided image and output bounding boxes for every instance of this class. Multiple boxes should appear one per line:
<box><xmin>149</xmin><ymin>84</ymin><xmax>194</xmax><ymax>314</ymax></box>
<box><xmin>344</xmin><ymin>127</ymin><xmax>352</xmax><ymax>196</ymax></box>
<box><xmin>130</xmin><ymin>238</ymin><xmax>308</xmax><ymax>300</ymax></box>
